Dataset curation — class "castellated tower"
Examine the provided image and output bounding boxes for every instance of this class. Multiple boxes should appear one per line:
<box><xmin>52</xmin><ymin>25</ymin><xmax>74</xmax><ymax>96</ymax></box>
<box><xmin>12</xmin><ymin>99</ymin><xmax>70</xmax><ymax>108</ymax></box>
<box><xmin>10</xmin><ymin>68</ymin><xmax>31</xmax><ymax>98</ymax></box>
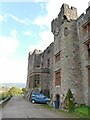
<box><xmin>51</xmin><ymin>4</ymin><xmax>83</xmax><ymax>104</ymax></box>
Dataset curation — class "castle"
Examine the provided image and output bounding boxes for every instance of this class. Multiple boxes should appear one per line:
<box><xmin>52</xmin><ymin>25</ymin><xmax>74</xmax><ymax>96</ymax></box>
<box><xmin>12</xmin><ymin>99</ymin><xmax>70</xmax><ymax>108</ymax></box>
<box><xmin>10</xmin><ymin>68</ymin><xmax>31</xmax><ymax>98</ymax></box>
<box><xmin>26</xmin><ymin>3</ymin><xmax>90</xmax><ymax>106</ymax></box>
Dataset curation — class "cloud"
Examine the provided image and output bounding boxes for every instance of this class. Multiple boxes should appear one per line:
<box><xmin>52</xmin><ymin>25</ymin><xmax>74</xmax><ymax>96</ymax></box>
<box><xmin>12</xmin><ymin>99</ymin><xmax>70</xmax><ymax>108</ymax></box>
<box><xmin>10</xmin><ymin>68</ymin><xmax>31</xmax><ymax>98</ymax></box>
<box><xmin>0</xmin><ymin>35</ymin><xmax>19</xmax><ymax>58</ymax></box>
<box><xmin>24</xmin><ymin>31</ymin><xmax>32</xmax><ymax>36</ymax></box>
<box><xmin>32</xmin><ymin>0</ymin><xmax>61</xmax><ymax>48</ymax></box>
<box><xmin>33</xmin><ymin>0</ymin><xmax>61</xmax><ymax>27</ymax></box>
<box><xmin>28</xmin><ymin>43</ymin><xmax>43</xmax><ymax>53</ymax></box>
<box><xmin>10</xmin><ymin>29</ymin><xmax>18</xmax><ymax>37</ymax></box>
<box><xmin>0</xmin><ymin>14</ymin><xmax>4</xmax><ymax>21</ymax></box>
<box><xmin>0</xmin><ymin>33</ymin><xmax>23</xmax><ymax>83</ymax></box>
<box><xmin>39</xmin><ymin>30</ymin><xmax>53</xmax><ymax>44</ymax></box>
<box><xmin>33</xmin><ymin>15</ymin><xmax>48</xmax><ymax>27</ymax></box>
<box><xmin>9</xmin><ymin>14</ymin><xmax>30</xmax><ymax>26</ymax></box>
<box><xmin>0</xmin><ymin>58</ymin><xmax>27</xmax><ymax>83</ymax></box>
<box><xmin>0</xmin><ymin>33</ymin><xmax>27</xmax><ymax>83</ymax></box>
<box><xmin>28</xmin><ymin>30</ymin><xmax>54</xmax><ymax>53</ymax></box>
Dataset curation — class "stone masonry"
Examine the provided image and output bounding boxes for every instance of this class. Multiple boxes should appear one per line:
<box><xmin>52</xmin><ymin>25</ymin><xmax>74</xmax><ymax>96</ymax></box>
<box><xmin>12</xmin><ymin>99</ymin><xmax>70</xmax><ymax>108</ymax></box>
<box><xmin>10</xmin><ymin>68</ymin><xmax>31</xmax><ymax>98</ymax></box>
<box><xmin>26</xmin><ymin>43</ymin><xmax>54</xmax><ymax>97</ymax></box>
<box><xmin>26</xmin><ymin>3</ymin><xmax>90</xmax><ymax>106</ymax></box>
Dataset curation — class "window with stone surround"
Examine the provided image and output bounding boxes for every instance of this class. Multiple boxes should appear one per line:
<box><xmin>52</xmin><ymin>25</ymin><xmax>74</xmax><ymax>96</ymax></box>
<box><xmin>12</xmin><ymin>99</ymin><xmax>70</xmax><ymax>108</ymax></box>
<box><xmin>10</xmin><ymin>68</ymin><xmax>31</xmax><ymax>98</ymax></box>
<box><xmin>85</xmin><ymin>40</ymin><xmax>90</xmax><ymax>58</ymax></box>
<box><xmin>34</xmin><ymin>74</ymin><xmax>40</xmax><ymax>87</ymax></box>
<box><xmin>88</xmin><ymin>23</ymin><xmax>90</xmax><ymax>32</ymax></box>
<box><xmin>55</xmin><ymin>69</ymin><xmax>61</xmax><ymax>86</ymax></box>
<box><xmin>83</xmin><ymin>22</ymin><xmax>90</xmax><ymax>34</ymax></box>
<box><xmin>55</xmin><ymin>51</ymin><xmax>60</xmax><ymax>63</ymax></box>
<box><xmin>47</xmin><ymin>58</ymin><xmax>50</xmax><ymax>67</ymax></box>
<box><xmin>29</xmin><ymin>75</ymin><xmax>33</xmax><ymax>88</ymax></box>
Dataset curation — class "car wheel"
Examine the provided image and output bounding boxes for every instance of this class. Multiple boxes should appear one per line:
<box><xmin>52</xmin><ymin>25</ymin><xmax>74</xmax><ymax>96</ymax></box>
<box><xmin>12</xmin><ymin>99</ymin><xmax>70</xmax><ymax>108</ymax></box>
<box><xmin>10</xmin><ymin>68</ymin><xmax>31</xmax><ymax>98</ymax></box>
<box><xmin>32</xmin><ymin>100</ymin><xmax>35</xmax><ymax>103</ymax></box>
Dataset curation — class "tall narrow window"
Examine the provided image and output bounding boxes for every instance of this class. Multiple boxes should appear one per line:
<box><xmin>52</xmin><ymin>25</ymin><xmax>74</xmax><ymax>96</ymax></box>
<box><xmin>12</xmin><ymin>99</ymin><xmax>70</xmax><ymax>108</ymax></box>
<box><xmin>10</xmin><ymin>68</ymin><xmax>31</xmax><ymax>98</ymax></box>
<box><xmin>88</xmin><ymin>68</ymin><xmax>90</xmax><ymax>87</ymax></box>
<box><xmin>87</xmin><ymin>42</ymin><xmax>90</xmax><ymax>57</ymax></box>
<box><xmin>88</xmin><ymin>23</ymin><xmax>90</xmax><ymax>32</ymax></box>
<box><xmin>55</xmin><ymin>70</ymin><xmax>61</xmax><ymax>86</ymax></box>
<box><xmin>55</xmin><ymin>51</ymin><xmax>60</xmax><ymax>63</ymax></box>
<box><xmin>34</xmin><ymin>74</ymin><xmax>40</xmax><ymax>87</ymax></box>
<box><xmin>47</xmin><ymin>58</ymin><xmax>50</xmax><ymax>67</ymax></box>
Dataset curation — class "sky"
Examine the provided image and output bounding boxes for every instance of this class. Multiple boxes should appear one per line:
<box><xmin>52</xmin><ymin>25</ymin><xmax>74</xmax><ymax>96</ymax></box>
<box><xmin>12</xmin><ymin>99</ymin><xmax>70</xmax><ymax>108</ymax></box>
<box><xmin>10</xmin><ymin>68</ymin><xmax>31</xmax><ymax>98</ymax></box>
<box><xmin>0</xmin><ymin>0</ymin><xmax>89</xmax><ymax>84</ymax></box>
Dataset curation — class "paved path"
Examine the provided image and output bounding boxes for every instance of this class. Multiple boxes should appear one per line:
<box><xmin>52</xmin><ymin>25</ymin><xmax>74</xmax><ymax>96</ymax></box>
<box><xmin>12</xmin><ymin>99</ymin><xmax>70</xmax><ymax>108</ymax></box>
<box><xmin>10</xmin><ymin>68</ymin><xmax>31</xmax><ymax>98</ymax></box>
<box><xmin>1</xmin><ymin>96</ymin><xmax>78</xmax><ymax>118</ymax></box>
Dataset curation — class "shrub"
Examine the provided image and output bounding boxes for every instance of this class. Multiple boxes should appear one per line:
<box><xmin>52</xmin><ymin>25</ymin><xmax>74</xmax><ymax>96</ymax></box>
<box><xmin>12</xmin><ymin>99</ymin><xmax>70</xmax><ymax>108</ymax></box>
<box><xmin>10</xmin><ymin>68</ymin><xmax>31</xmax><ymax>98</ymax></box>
<box><xmin>0</xmin><ymin>92</ymin><xmax>8</xmax><ymax>100</ymax></box>
<box><xmin>64</xmin><ymin>89</ymin><xmax>75</xmax><ymax>112</ymax></box>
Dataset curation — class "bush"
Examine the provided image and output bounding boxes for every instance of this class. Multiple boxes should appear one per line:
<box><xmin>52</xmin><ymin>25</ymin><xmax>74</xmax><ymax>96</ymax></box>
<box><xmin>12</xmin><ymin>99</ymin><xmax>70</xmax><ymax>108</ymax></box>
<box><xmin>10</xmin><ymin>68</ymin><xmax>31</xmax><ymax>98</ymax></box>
<box><xmin>64</xmin><ymin>89</ymin><xmax>75</xmax><ymax>112</ymax></box>
<box><xmin>8</xmin><ymin>87</ymin><xmax>23</xmax><ymax>96</ymax></box>
<box><xmin>22</xmin><ymin>88</ymin><xmax>26</xmax><ymax>94</ymax></box>
<box><xmin>0</xmin><ymin>92</ymin><xmax>8</xmax><ymax>100</ymax></box>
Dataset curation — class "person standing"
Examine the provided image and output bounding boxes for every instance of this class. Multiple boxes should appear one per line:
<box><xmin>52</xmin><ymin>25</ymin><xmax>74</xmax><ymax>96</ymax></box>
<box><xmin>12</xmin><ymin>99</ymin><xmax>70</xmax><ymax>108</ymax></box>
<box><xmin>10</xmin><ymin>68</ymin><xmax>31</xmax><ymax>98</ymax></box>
<box><xmin>56</xmin><ymin>93</ymin><xmax>60</xmax><ymax>109</ymax></box>
<box><xmin>52</xmin><ymin>94</ymin><xmax>56</xmax><ymax>110</ymax></box>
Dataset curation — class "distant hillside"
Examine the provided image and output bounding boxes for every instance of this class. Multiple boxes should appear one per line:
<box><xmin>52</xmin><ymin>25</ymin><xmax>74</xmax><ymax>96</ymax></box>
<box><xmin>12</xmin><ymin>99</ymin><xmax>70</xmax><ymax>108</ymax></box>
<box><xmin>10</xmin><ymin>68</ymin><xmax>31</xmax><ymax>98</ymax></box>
<box><xmin>0</xmin><ymin>83</ymin><xmax>26</xmax><ymax>88</ymax></box>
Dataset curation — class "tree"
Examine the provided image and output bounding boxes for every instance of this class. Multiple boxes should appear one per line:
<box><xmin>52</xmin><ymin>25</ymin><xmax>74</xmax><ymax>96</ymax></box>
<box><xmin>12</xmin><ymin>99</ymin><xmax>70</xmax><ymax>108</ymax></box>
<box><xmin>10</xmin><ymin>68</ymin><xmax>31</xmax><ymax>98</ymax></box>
<box><xmin>8</xmin><ymin>87</ymin><xmax>23</xmax><ymax>96</ymax></box>
<box><xmin>64</xmin><ymin>89</ymin><xmax>75</xmax><ymax>112</ymax></box>
<box><xmin>22</xmin><ymin>88</ymin><xmax>26</xmax><ymax>94</ymax></box>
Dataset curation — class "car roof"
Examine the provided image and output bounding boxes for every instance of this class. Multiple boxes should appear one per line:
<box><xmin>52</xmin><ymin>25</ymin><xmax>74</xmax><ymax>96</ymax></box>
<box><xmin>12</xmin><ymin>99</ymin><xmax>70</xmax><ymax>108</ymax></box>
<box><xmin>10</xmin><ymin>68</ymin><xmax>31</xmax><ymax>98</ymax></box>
<box><xmin>32</xmin><ymin>92</ymin><xmax>45</xmax><ymax>96</ymax></box>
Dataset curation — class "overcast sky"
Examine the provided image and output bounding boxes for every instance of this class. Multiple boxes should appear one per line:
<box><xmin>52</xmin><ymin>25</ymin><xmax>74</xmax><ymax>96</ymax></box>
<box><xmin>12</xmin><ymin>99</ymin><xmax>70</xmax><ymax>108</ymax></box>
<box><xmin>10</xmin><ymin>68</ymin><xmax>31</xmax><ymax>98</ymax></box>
<box><xmin>0</xmin><ymin>0</ymin><xmax>89</xmax><ymax>83</ymax></box>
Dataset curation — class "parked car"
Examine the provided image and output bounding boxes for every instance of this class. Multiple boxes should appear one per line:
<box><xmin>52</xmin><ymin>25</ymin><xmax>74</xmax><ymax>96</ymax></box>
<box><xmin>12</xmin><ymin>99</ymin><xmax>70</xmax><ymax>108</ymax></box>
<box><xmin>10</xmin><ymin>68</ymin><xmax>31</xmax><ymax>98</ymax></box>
<box><xmin>30</xmin><ymin>92</ymin><xmax>50</xmax><ymax>104</ymax></box>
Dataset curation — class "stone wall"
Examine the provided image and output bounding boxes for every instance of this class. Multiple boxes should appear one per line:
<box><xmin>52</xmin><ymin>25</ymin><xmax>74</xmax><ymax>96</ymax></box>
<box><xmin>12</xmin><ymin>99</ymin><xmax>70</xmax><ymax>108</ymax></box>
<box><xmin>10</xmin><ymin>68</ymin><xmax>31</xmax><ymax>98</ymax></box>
<box><xmin>51</xmin><ymin>3</ymin><xmax>89</xmax><ymax>105</ymax></box>
<box><xmin>41</xmin><ymin>43</ymin><xmax>54</xmax><ymax>95</ymax></box>
<box><xmin>60</xmin><ymin>20</ymin><xmax>83</xmax><ymax>104</ymax></box>
<box><xmin>77</xmin><ymin>7</ymin><xmax>90</xmax><ymax>105</ymax></box>
<box><xmin>26</xmin><ymin>3</ymin><xmax>90</xmax><ymax>106</ymax></box>
<box><xmin>26</xmin><ymin>43</ymin><xmax>54</xmax><ymax>96</ymax></box>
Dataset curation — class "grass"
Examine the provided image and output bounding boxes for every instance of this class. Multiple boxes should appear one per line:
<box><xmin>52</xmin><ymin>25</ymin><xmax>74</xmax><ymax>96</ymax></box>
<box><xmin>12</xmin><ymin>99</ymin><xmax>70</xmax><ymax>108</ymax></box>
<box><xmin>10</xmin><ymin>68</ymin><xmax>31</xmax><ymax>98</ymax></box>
<box><xmin>40</xmin><ymin>103</ymin><xmax>90</xmax><ymax>118</ymax></box>
<box><xmin>74</xmin><ymin>105</ymin><xmax>90</xmax><ymax>118</ymax></box>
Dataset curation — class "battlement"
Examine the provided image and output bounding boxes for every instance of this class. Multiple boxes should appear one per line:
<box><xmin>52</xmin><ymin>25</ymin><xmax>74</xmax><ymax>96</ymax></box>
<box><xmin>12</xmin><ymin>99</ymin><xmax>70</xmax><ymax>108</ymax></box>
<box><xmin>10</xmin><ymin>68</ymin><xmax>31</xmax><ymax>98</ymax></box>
<box><xmin>33</xmin><ymin>49</ymin><xmax>42</xmax><ymax>54</ymax></box>
<box><xmin>77</xmin><ymin>6</ymin><xmax>90</xmax><ymax>28</ymax></box>
<box><xmin>51</xmin><ymin>4</ymin><xmax>78</xmax><ymax>34</ymax></box>
<box><xmin>60</xmin><ymin>4</ymin><xmax>78</xmax><ymax>20</ymax></box>
<box><xmin>28</xmin><ymin>49</ymin><xmax>42</xmax><ymax>60</ymax></box>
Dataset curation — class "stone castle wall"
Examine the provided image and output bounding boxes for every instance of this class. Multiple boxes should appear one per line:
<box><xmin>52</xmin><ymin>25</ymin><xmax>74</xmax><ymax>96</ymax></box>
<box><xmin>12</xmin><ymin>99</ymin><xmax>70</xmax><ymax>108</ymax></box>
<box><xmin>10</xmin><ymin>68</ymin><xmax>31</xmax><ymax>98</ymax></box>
<box><xmin>26</xmin><ymin>3</ymin><xmax>90</xmax><ymax>106</ymax></box>
<box><xmin>51</xmin><ymin>4</ymin><xmax>89</xmax><ymax>105</ymax></box>
<box><xmin>77</xmin><ymin>6</ymin><xmax>90</xmax><ymax>105</ymax></box>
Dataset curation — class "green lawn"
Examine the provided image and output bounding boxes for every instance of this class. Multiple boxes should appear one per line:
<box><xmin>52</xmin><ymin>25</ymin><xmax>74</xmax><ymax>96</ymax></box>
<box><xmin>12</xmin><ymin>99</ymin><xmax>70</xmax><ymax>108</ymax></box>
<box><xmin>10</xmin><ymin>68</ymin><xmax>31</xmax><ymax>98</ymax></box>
<box><xmin>74</xmin><ymin>105</ymin><xmax>90</xmax><ymax>118</ymax></box>
<box><xmin>40</xmin><ymin>103</ymin><xmax>90</xmax><ymax>118</ymax></box>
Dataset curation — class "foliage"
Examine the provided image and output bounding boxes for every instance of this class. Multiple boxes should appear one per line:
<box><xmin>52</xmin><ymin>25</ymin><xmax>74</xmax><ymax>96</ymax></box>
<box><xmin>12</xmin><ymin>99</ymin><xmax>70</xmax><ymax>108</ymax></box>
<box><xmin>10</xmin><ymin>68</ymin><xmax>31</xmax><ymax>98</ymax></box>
<box><xmin>0</xmin><ymin>92</ymin><xmax>8</xmax><ymax>100</ymax></box>
<box><xmin>0</xmin><ymin>87</ymin><xmax>24</xmax><ymax>101</ymax></box>
<box><xmin>7</xmin><ymin>87</ymin><xmax>23</xmax><ymax>96</ymax></box>
<box><xmin>64</xmin><ymin>89</ymin><xmax>75</xmax><ymax>112</ymax></box>
<box><xmin>22</xmin><ymin>88</ymin><xmax>26</xmax><ymax>94</ymax></box>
